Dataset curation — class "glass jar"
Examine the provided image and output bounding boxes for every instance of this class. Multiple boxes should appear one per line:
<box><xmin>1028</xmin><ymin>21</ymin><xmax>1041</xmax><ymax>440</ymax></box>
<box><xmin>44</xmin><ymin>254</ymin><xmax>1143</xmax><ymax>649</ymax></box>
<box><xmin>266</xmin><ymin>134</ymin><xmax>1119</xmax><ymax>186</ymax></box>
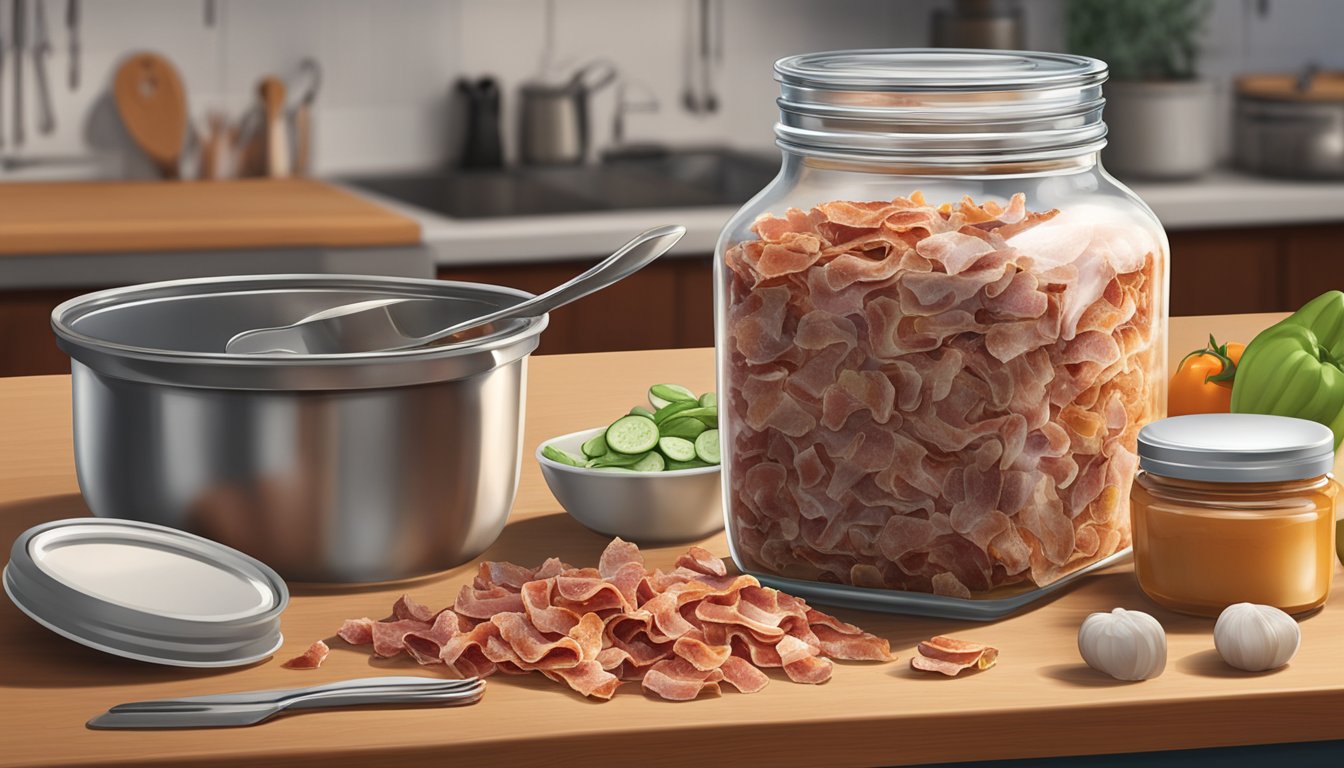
<box><xmin>715</xmin><ymin>50</ymin><xmax>1169</xmax><ymax>608</ymax></box>
<box><xmin>1131</xmin><ymin>414</ymin><xmax>1338</xmax><ymax>617</ymax></box>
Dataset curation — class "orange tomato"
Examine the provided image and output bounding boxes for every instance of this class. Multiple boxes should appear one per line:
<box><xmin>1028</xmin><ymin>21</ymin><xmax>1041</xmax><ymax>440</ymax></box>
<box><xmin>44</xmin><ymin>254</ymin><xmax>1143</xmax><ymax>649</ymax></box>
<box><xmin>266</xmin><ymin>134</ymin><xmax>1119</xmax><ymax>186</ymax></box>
<box><xmin>1168</xmin><ymin>336</ymin><xmax>1245</xmax><ymax>417</ymax></box>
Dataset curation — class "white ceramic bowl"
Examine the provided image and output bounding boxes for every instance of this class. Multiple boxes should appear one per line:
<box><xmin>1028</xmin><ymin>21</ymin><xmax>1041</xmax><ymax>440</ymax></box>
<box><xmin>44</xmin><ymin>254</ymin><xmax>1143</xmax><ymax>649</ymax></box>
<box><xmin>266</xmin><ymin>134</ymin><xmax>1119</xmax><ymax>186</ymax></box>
<box><xmin>536</xmin><ymin>427</ymin><xmax>724</xmax><ymax>544</ymax></box>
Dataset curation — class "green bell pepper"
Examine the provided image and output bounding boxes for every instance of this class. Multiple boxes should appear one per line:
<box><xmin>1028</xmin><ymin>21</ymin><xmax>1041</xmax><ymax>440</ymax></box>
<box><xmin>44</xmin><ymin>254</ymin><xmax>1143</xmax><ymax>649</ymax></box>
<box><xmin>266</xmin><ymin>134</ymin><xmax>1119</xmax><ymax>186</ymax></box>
<box><xmin>1230</xmin><ymin>290</ymin><xmax>1344</xmax><ymax>449</ymax></box>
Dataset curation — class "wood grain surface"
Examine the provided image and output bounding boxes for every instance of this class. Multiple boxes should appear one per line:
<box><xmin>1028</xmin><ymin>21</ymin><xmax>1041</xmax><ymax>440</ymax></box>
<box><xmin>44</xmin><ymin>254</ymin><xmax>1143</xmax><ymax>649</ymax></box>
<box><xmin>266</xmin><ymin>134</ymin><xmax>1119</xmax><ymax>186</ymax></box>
<box><xmin>2</xmin><ymin>314</ymin><xmax>1342</xmax><ymax>768</ymax></box>
<box><xmin>0</xmin><ymin>179</ymin><xmax>420</xmax><ymax>255</ymax></box>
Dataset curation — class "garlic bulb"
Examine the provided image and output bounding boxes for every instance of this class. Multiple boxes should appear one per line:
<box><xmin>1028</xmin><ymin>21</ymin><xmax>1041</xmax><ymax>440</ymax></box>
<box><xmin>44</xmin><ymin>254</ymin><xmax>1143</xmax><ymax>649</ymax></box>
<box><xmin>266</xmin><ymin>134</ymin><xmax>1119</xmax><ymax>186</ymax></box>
<box><xmin>1077</xmin><ymin>607</ymin><xmax>1167</xmax><ymax>681</ymax></box>
<box><xmin>1214</xmin><ymin>603</ymin><xmax>1300</xmax><ymax>672</ymax></box>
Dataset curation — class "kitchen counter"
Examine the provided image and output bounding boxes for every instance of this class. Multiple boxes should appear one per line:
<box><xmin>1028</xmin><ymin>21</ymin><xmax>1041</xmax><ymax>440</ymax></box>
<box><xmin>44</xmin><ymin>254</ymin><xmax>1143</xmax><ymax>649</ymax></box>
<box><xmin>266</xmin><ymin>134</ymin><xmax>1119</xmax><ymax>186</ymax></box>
<box><xmin>346</xmin><ymin>168</ymin><xmax>1344</xmax><ymax>269</ymax></box>
<box><xmin>2</xmin><ymin>313</ymin><xmax>1343</xmax><ymax>768</ymax></box>
<box><xmin>0</xmin><ymin>179</ymin><xmax>434</xmax><ymax>289</ymax></box>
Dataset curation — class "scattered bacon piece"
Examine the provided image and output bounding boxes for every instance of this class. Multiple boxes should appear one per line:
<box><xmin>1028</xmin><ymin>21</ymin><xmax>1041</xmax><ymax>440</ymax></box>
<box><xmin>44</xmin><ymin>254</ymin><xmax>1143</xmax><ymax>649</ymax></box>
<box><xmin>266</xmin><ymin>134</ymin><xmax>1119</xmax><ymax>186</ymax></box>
<box><xmin>281</xmin><ymin>640</ymin><xmax>329</xmax><ymax>670</ymax></box>
<box><xmin>910</xmin><ymin>635</ymin><xmax>998</xmax><ymax>676</ymax></box>
<box><xmin>323</xmin><ymin>539</ymin><xmax>892</xmax><ymax>700</ymax></box>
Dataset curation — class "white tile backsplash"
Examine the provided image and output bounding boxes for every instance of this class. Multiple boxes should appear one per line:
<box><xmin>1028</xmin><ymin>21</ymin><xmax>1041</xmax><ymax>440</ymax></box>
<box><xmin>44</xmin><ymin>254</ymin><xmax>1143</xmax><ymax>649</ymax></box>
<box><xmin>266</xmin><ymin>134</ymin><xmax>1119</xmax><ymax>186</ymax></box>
<box><xmin>0</xmin><ymin>0</ymin><xmax>1338</xmax><ymax>180</ymax></box>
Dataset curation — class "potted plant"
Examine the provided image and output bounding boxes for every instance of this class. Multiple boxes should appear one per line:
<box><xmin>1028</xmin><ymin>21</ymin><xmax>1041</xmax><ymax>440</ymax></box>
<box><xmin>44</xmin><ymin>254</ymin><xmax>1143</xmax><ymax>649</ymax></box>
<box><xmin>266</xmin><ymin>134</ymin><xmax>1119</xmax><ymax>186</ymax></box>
<box><xmin>1068</xmin><ymin>0</ymin><xmax>1215</xmax><ymax>179</ymax></box>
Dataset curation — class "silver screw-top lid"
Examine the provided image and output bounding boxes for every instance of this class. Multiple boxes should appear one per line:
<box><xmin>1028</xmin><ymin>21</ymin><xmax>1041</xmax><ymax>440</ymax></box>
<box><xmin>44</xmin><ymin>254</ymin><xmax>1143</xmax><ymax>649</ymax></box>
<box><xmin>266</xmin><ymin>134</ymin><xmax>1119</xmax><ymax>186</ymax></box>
<box><xmin>1137</xmin><ymin>414</ymin><xmax>1336</xmax><ymax>483</ymax></box>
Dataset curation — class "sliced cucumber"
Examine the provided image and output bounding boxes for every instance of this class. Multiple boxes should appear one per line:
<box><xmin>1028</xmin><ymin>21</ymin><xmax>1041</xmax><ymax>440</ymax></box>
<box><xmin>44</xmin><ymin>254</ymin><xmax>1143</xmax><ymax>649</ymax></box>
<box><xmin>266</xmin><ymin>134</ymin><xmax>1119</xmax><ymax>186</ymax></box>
<box><xmin>587</xmin><ymin>450</ymin><xmax>650</xmax><ymax>468</ymax></box>
<box><xmin>649</xmin><ymin>383</ymin><xmax>697</xmax><ymax>409</ymax></box>
<box><xmin>653</xmin><ymin>400</ymin><xmax>700</xmax><ymax>424</ymax></box>
<box><xmin>605</xmin><ymin>415</ymin><xmax>660</xmax><ymax>454</ymax></box>
<box><xmin>629</xmin><ymin>406</ymin><xmax>656</xmax><ymax>420</ymax></box>
<box><xmin>660</xmin><ymin>416</ymin><xmax>707</xmax><ymax>440</ymax></box>
<box><xmin>661</xmin><ymin>405</ymin><xmax>717</xmax><ymax>428</ymax></box>
<box><xmin>694</xmin><ymin>429</ymin><xmax>721</xmax><ymax>464</ymax></box>
<box><xmin>581</xmin><ymin>433</ymin><xmax>609</xmax><ymax>458</ymax></box>
<box><xmin>698</xmin><ymin>392</ymin><xmax>716</xmax><ymax>408</ymax></box>
<box><xmin>542</xmin><ymin>444</ymin><xmax>583</xmax><ymax>466</ymax></box>
<box><xmin>658</xmin><ymin>436</ymin><xmax>697</xmax><ymax>462</ymax></box>
<box><xmin>667</xmin><ymin>458</ymin><xmax>712</xmax><ymax>471</ymax></box>
<box><xmin>631</xmin><ymin>452</ymin><xmax>667</xmax><ymax>472</ymax></box>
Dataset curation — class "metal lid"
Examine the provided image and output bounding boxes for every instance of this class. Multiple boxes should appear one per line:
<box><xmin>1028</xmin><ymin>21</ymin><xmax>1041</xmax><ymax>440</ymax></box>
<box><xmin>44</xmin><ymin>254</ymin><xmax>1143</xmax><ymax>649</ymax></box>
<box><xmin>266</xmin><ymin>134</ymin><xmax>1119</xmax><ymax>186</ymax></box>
<box><xmin>1138</xmin><ymin>414</ymin><xmax>1336</xmax><ymax>483</ymax></box>
<box><xmin>772</xmin><ymin>49</ymin><xmax>1109</xmax><ymax>163</ymax></box>
<box><xmin>51</xmin><ymin>274</ymin><xmax>547</xmax><ymax>391</ymax></box>
<box><xmin>3</xmin><ymin>518</ymin><xmax>288</xmax><ymax>667</ymax></box>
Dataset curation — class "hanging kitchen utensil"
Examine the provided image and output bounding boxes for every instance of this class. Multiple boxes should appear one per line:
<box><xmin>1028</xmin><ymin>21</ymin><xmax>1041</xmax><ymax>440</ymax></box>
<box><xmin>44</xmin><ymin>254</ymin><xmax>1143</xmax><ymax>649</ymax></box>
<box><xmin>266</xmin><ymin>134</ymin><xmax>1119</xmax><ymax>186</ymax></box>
<box><xmin>226</xmin><ymin>224</ymin><xmax>685</xmax><ymax>355</ymax></box>
<box><xmin>32</xmin><ymin>0</ymin><xmax>53</xmax><ymax>135</ymax></box>
<box><xmin>66</xmin><ymin>0</ymin><xmax>78</xmax><ymax>90</ymax></box>
<box><xmin>288</xmin><ymin>58</ymin><xmax>320</xmax><ymax>176</ymax></box>
<box><xmin>0</xmin><ymin>0</ymin><xmax>7</xmax><ymax>149</ymax></box>
<box><xmin>12</xmin><ymin>0</ymin><xmax>25</xmax><ymax>146</ymax></box>
<box><xmin>113</xmin><ymin>52</ymin><xmax>188</xmax><ymax>178</ymax></box>
<box><xmin>457</xmin><ymin>76</ymin><xmax>504</xmax><ymax>169</ymax></box>
<box><xmin>517</xmin><ymin>58</ymin><xmax>616</xmax><ymax>165</ymax></box>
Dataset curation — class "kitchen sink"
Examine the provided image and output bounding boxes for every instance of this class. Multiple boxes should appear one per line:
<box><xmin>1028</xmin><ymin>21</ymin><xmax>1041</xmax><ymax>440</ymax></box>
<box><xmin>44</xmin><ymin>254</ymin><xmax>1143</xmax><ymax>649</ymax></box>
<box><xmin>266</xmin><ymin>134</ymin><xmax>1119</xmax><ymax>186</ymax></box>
<box><xmin>342</xmin><ymin>148</ymin><xmax>779</xmax><ymax>219</ymax></box>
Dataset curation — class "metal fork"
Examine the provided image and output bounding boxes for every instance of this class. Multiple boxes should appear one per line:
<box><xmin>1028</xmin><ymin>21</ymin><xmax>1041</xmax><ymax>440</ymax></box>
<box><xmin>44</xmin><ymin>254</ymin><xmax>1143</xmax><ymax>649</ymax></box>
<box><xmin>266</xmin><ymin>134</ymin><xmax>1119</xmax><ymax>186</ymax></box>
<box><xmin>88</xmin><ymin>676</ymin><xmax>484</xmax><ymax>729</ymax></box>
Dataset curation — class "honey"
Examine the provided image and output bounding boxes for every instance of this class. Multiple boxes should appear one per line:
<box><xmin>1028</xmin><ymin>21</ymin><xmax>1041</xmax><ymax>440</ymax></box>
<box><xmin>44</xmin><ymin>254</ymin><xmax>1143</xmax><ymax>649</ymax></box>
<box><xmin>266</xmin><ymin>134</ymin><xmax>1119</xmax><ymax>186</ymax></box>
<box><xmin>1131</xmin><ymin>413</ymin><xmax>1338</xmax><ymax>617</ymax></box>
<box><xmin>1131</xmin><ymin>473</ymin><xmax>1336</xmax><ymax>615</ymax></box>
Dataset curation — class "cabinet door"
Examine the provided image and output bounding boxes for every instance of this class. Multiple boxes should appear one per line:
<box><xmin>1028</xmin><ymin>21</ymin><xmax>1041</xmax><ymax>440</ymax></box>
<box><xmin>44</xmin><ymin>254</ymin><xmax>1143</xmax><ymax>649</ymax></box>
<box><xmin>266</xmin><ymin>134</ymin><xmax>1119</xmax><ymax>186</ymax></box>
<box><xmin>438</xmin><ymin>260</ymin><xmax>681</xmax><ymax>355</ymax></box>
<box><xmin>1168</xmin><ymin>228</ymin><xmax>1283</xmax><ymax>316</ymax></box>
<box><xmin>0</xmin><ymin>288</ymin><xmax>85</xmax><ymax>377</ymax></box>
<box><xmin>675</xmin><ymin>256</ymin><xmax>715</xmax><ymax>348</ymax></box>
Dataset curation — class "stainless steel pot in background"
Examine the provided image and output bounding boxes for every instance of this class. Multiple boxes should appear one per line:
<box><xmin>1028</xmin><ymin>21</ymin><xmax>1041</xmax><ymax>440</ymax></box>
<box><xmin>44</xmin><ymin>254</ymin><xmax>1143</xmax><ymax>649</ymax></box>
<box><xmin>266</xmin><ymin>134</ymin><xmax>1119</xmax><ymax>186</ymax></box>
<box><xmin>1236</xmin><ymin>70</ymin><xmax>1344</xmax><ymax>179</ymax></box>
<box><xmin>518</xmin><ymin>60</ymin><xmax>617</xmax><ymax>165</ymax></box>
<box><xmin>51</xmin><ymin>275</ymin><xmax>546</xmax><ymax>583</ymax></box>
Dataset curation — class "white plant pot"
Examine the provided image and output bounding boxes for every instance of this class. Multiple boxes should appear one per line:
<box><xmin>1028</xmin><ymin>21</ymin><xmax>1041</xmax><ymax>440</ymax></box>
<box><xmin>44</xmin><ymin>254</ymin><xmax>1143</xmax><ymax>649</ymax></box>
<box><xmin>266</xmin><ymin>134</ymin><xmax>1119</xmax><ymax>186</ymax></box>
<box><xmin>1102</xmin><ymin>80</ymin><xmax>1217</xmax><ymax>180</ymax></box>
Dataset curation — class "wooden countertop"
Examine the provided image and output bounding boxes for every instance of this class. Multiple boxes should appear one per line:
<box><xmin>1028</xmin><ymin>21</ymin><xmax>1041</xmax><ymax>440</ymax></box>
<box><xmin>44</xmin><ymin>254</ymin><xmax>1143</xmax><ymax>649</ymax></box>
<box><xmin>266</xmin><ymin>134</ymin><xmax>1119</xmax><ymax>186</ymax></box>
<box><xmin>0</xmin><ymin>179</ymin><xmax>421</xmax><ymax>255</ymax></box>
<box><xmin>3</xmin><ymin>313</ymin><xmax>1343</xmax><ymax>768</ymax></box>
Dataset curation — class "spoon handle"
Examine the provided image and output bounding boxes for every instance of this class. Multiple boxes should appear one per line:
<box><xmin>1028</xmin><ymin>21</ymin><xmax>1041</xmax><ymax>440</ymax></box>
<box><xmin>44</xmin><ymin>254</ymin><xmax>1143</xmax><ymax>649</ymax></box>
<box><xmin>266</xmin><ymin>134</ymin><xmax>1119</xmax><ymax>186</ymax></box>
<box><xmin>416</xmin><ymin>224</ymin><xmax>686</xmax><ymax>347</ymax></box>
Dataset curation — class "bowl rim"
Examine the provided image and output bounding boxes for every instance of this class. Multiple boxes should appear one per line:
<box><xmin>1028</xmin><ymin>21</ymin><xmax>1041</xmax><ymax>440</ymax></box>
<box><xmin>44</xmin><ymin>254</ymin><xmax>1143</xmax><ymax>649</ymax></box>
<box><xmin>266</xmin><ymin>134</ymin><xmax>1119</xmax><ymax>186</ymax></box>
<box><xmin>535</xmin><ymin>427</ymin><xmax>722</xmax><ymax>477</ymax></box>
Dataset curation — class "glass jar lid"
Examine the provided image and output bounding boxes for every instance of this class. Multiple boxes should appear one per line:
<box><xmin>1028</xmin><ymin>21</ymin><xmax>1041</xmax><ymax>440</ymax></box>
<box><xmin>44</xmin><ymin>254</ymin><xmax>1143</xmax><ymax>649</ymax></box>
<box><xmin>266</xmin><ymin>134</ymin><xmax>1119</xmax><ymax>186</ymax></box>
<box><xmin>1137</xmin><ymin>414</ymin><xmax>1336</xmax><ymax>483</ymax></box>
<box><xmin>773</xmin><ymin>48</ymin><xmax>1109</xmax><ymax>164</ymax></box>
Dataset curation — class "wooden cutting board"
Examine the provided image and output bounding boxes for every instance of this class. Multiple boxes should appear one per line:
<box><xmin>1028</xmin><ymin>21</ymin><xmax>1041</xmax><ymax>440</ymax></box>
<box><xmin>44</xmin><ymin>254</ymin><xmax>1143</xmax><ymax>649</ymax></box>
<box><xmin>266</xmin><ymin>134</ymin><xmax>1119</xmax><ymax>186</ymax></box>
<box><xmin>0</xmin><ymin>179</ymin><xmax>420</xmax><ymax>255</ymax></box>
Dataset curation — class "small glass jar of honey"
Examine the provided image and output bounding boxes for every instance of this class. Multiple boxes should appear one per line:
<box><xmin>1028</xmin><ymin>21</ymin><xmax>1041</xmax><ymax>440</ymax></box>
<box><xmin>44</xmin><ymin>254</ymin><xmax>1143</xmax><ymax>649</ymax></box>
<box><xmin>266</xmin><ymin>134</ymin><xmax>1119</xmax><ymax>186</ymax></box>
<box><xmin>1131</xmin><ymin>413</ymin><xmax>1338</xmax><ymax>617</ymax></box>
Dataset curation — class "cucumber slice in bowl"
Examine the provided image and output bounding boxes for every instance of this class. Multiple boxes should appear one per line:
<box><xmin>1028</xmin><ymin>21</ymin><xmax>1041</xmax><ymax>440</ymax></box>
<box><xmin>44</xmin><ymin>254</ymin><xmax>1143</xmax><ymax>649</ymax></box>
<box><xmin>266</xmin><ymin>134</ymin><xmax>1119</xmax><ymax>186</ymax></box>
<box><xmin>605</xmin><ymin>415</ymin><xmax>660</xmax><ymax>454</ymax></box>
<box><xmin>694</xmin><ymin>429</ymin><xmax>720</xmax><ymax>464</ymax></box>
<box><xmin>659</xmin><ymin>416</ymin><xmax>707</xmax><ymax>440</ymax></box>
<box><xmin>541</xmin><ymin>444</ymin><xmax>584</xmax><ymax>467</ymax></box>
<box><xmin>630</xmin><ymin>452</ymin><xmax>667</xmax><ymax>472</ymax></box>
<box><xmin>652</xmin><ymin>400</ymin><xmax>700</xmax><ymax>424</ymax></box>
<box><xmin>657</xmin><ymin>436</ymin><xmax>697</xmax><ymax>462</ymax></box>
<box><xmin>629</xmin><ymin>406</ymin><xmax>656</xmax><ymax>420</ymax></box>
<box><xmin>587</xmin><ymin>450</ymin><xmax>650</xmax><ymax>468</ymax></box>
<box><xmin>581</xmin><ymin>433</ymin><xmax>609</xmax><ymax>458</ymax></box>
<box><xmin>649</xmin><ymin>383</ymin><xmax>697</xmax><ymax>409</ymax></box>
<box><xmin>698</xmin><ymin>392</ymin><xmax>716</xmax><ymax>408</ymax></box>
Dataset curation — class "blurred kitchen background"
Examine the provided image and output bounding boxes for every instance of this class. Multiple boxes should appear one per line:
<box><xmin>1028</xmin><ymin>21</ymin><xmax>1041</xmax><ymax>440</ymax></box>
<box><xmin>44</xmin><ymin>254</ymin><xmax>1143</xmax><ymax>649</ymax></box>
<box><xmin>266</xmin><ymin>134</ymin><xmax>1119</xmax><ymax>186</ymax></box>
<box><xmin>0</xmin><ymin>0</ymin><xmax>1342</xmax><ymax>376</ymax></box>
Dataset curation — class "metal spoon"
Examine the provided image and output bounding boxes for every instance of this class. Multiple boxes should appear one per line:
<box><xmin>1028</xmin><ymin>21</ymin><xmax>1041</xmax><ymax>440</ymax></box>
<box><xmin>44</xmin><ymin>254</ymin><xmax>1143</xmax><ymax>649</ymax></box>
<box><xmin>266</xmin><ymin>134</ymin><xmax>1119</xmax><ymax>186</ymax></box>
<box><xmin>226</xmin><ymin>224</ymin><xmax>686</xmax><ymax>355</ymax></box>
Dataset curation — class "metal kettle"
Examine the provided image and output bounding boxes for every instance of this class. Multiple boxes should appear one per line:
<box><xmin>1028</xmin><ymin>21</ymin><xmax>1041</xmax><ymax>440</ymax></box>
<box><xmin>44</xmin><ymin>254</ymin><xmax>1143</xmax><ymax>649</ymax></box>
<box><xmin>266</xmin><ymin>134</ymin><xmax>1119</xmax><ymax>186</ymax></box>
<box><xmin>518</xmin><ymin>60</ymin><xmax>617</xmax><ymax>165</ymax></box>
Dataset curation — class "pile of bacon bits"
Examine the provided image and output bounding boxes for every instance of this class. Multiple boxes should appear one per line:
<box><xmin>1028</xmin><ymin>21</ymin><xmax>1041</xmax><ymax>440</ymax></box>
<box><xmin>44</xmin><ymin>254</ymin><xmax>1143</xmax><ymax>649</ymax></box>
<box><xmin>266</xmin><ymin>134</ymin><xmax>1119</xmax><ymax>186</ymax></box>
<box><xmin>320</xmin><ymin>539</ymin><xmax>894</xmax><ymax>700</ymax></box>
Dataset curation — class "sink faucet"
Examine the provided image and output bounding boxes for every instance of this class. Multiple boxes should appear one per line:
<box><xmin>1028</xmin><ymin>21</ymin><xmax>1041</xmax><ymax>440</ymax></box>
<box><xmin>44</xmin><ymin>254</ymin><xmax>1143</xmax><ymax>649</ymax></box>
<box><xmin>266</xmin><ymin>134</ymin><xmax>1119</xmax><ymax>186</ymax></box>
<box><xmin>611</xmin><ymin>81</ymin><xmax>659</xmax><ymax>148</ymax></box>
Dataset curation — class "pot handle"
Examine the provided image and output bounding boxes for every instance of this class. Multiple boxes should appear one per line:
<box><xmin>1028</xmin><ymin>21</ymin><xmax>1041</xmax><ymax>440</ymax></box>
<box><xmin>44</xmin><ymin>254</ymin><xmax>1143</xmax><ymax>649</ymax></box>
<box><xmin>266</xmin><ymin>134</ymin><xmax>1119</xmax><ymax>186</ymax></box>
<box><xmin>567</xmin><ymin>59</ymin><xmax>618</xmax><ymax>94</ymax></box>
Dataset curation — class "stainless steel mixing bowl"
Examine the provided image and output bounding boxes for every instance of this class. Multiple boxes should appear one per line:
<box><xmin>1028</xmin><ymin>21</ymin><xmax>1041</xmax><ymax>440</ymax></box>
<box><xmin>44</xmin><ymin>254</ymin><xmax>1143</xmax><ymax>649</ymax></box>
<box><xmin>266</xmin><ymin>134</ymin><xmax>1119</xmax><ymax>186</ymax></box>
<box><xmin>52</xmin><ymin>275</ymin><xmax>547</xmax><ymax>583</ymax></box>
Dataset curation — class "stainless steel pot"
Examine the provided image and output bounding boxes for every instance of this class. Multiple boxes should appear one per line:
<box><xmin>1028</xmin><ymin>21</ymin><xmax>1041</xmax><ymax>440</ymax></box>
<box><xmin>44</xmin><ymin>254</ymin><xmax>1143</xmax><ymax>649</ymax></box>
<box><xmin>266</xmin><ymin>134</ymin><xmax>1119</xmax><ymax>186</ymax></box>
<box><xmin>51</xmin><ymin>275</ymin><xmax>547</xmax><ymax>583</ymax></box>
<box><xmin>1235</xmin><ymin>70</ymin><xmax>1344</xmax><ymax>179</ymax></box>
<box><xmin>518</xmin><ymin>60</ymin><xmax>616</xmax><ymax>166</ymax></box>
